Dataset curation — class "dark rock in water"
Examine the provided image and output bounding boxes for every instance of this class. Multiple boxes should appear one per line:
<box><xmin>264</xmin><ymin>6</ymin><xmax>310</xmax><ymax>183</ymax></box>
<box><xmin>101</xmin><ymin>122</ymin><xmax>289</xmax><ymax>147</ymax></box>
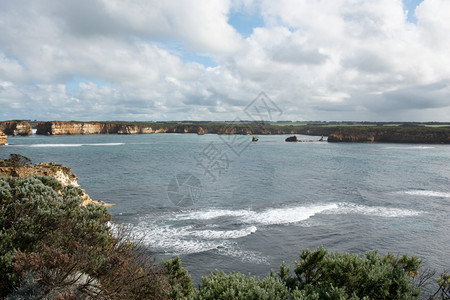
<box><xmin>285</xmin><ymin>135</ymin><xmax>298</xmax><ymax>142</ymax></box>
<box><xmin>252</xmin><ymin>136</ymin><xmax>259</xmax><ymax>142</ymax></box>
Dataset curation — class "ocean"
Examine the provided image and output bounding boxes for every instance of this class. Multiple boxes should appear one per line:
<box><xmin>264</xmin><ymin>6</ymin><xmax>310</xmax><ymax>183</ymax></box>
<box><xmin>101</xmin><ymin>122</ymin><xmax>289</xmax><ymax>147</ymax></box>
<box><xmin>2</xmin><ymin>133</ymin><xmax>449</xmax><ymax>286</ymax></box>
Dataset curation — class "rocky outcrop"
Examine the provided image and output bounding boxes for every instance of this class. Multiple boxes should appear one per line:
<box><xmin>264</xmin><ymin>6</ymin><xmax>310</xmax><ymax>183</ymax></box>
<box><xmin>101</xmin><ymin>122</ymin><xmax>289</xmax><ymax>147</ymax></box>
<box><xmin>285</xmin><ymin>135</ymin><xmax>298</xmax><ymax>142</ymax></box>
<box><xmin>0</xmin><ymin>121</ymin><xmax>33</xmax><ymax>136</ymax></box>
<box><xmin>0</xmin><ymin>161</ymin><xmax>114</xmax><ymax>207</ymax></box>
<box><xmin>328</xmin><ymin>127</ymin><xmax>450</xmax><ymax>143</ymax></box>
<box><xmin>0</xmin><ymin>130</ymin><xmax>7</xmax><ymax>145</ymax></box>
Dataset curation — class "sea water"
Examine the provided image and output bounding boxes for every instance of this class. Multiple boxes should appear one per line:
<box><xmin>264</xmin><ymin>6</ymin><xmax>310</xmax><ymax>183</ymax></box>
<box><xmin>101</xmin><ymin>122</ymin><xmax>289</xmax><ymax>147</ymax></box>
<box><xmin>2</xmin><ymin>133</ymin><xmax>449</xmax><ymax>285</ymax></box>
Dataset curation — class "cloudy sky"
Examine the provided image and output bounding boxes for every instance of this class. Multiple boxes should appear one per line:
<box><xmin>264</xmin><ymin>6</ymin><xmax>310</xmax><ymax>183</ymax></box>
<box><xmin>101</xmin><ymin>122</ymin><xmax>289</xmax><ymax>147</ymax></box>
<box><xmin>1</xmin><ymin>0</ymin><xmax>449</xmax><ymax>122</ymax></box>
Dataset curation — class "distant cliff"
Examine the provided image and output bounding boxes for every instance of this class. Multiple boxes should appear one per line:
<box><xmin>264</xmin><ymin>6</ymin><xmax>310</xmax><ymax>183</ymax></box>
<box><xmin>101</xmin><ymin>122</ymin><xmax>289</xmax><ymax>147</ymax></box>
<box><xmin>36</xmin><ymin>121</ymin><xmax>163</xmax><ymax>135</ymax></box>
<box><xmin>34</xmin><ymin>121</ymin><xmax>450</xmax><ymax>143</ymax></box>
<box><xmin>0</xmin><ymin>131</ymin><xmax>7</xmax><ymax>145</ymax></box>
<box><xmin>36</xmin><ymin>121</ymin><xmax>303</xmax><ymax>135</ymax></box>
<box><xmin>328</xmin><ymin>126</ymin><xmax>450</xmax><ymax>143</ymax></box>
<box><xmin>0</xmin><ymin>121</ymin><xmax>32</xmax><ymax>136</ymax></box>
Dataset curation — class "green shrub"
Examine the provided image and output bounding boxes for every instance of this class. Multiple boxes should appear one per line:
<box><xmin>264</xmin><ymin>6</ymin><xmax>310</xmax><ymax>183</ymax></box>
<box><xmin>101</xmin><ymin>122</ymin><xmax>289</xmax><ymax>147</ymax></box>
<box><xmin>279</xmin><ymin>246</ymin><xmax>421</xmax><ymax>299</ymax></box>
<box><xmin>195</xmin><ymin>270</ymin><xmax>290</xmax><ymax>300</ymax></box>
<box><xmin>0</xmin><ymin>176</ymin><xmax>171</xmax><ymax>299</ymax></box>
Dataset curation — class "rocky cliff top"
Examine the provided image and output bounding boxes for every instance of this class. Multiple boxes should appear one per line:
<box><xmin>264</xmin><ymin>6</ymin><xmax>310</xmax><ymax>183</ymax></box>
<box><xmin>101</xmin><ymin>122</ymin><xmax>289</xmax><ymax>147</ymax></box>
<box><xmin>0</xmin><ymin>155</ymin><xmax>113</xmax><ymax>207</ymax></box>
<box><xmin>328</xmin><ymin>126</ymin><xmax>450</xmax><ymax>143</ymax></box>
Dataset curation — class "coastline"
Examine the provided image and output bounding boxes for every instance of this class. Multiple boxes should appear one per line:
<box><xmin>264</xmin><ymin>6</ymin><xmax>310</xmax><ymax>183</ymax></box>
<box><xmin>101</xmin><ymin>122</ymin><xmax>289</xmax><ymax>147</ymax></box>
<box><xmin>1</xmin><ymin>120</ymin><xmax>450</xmax><ymax>143</ymax></box>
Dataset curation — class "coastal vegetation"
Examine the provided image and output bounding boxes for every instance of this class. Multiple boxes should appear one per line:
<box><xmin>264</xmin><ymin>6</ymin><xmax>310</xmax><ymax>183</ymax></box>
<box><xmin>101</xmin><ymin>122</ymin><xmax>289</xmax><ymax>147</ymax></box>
<box><xmin>0</xmin><ymin>155</ymin><xmax>449</xmax><ymax>299</ymax></box>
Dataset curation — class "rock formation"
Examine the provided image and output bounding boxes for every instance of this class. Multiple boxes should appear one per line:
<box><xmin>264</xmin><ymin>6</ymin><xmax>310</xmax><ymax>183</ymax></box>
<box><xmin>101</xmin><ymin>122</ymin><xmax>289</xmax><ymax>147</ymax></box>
<box><xmin>285</xmin><ymin>135</ymin><xmax>299</xmax><ymax>142</ymax></box>
<box><xmin>0</xmin><ymin>121</ymin><xmax>33</xmax><ymax>136</ymax></box>
<box><xmin>0</xmin><ymin>130</ymin><xmax>7</xmax><ymax>145</ymax></box>
<box><xmin>0</xmin><ymin>160</ymin><xmax>113</xmax><ymax>207</ymax></box>
<box><xmin>36</xmin><ymin>121</ymin><xmax>157</xmax><ymax>135</ymax></box>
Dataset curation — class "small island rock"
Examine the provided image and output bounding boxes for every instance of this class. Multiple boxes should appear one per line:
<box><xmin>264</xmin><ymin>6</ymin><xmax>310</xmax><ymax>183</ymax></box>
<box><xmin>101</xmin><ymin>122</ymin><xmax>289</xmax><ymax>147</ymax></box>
<box><xmin>285</xmin><ymin>135</ymin><xmax>299</xmax><ymax>142</ymax></box>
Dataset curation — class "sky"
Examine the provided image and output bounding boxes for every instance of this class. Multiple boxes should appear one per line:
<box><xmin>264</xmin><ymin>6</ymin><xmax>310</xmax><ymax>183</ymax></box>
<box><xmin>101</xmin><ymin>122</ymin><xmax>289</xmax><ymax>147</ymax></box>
<box><xmin>1</xmin><ymin>0</ymin><xmax>449</xmax><ymax>122</ymax></box>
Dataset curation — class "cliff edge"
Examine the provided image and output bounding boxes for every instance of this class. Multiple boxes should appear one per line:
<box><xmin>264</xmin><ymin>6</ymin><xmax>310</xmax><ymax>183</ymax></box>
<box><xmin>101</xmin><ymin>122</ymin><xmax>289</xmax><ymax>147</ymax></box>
<box><xmin>0</xmin><ymin>156</ymin><xmax>113</xmax><ymax>207</ymax></box>
<box><xmin>0</xmin><ymin>121</ymin><xmax>33</xmax><ymax>136</ymax></box>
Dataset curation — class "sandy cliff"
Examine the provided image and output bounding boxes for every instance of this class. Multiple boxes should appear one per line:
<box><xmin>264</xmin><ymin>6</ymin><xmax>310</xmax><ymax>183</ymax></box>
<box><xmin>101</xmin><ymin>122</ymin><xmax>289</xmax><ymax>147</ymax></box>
<box><xmin>0</xmin><ymin>121</ymin><xmax>33</xmax><ymax>136</ymax></box>
<box><xmin>0</xmin><ymin>131</ymin><xmax>7</xmax><ymax>145</ymax></box>
<box><xmin>36</xmin><ymin>121</ymin><xmax>159</xmax><ymax>135</ymax></box>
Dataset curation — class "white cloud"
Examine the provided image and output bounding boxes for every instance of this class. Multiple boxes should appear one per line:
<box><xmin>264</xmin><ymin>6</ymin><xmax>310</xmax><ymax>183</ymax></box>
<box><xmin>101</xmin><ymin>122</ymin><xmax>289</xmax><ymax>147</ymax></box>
<box><xmin>0</xmin><ymin>0</ymin><xmax>449</xmax><ymax>121</ymax></box>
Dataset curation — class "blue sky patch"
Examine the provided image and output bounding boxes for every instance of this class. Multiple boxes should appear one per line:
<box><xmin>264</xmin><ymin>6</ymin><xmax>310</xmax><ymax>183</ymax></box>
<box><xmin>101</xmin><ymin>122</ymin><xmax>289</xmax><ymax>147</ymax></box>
<box><xmin>228</xmin><ymin>11</ymin><xmax>264</xmax><ymax>38</ymax></box>
<box><xmin>403</xmin><ymin>0</ymin><xmax>423</xmax><ymax>23</ymax></box>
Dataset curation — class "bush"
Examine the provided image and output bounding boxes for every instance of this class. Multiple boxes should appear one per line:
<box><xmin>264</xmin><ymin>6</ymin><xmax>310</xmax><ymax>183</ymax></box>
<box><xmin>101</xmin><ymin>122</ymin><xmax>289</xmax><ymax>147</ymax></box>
<box><xmin>195</xmin><ymin>271</ymin><xmax>290</xmax><ymax>300</ymax></box>
<box><xmin>278</xmin><ymin>246</ymin><xmax>421</xmax><ymax>299</ymax></box>
<box><xmin>0</xmin><ymin>176</ymin><xmax>171</xmax><ymax>299</ymax></box>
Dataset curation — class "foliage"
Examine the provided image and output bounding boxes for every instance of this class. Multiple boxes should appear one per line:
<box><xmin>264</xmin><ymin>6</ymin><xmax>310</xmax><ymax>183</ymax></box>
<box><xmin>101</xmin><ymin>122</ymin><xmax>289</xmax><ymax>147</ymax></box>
<box><xmin>0</xmin><ymin>154</ymin><xmax>32</xmax><ymax>167</ymax></box>
<box><xmin>278</xmin><ymin>246</ymin><xmax>422</xmax><ymax>299</ymax></box>
<box><xmin>194</xmin><ymin>270</ymin><xmax>290</xmax><ymax>300</ymax></box>
<box><xmin>163</xmin><ymin>257</ymin><xmax>194</xmax><ymax>299</ymax></box>
<box><xmin>0</xmin><ymin>176</ymin><xmax>171</xmax><ymax>299</ymax></box>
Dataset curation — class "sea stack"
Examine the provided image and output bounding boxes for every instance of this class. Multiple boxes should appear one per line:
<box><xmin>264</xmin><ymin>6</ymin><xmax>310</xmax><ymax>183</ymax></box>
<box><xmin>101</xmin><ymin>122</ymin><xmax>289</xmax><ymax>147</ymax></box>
<box><xmin>0</xmin><ymin>121</ymin><xmax>33</xmax><ymax>136</ymax></box>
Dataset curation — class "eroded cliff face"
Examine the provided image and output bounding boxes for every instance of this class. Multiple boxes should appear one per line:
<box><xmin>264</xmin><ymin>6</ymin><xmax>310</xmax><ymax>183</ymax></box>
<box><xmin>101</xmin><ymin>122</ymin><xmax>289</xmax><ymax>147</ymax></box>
<box><xmin>0</xmin><ymin>121</ymin><xmax>33</xmax><ymax>136</ymax></box>
<box><xmin>0</xmin><ymin>131</ymin><xmax>7</xmax><ymax>145</ymax></box>
<box><xmin>0</xmin><ymin>161</ymin><xmax>113</xmax><ymax>207</ymax></box>
<box><xmin>36</xmin><ymin>121</ymin><xmax>160</xmax><ymax>135</ymax></box>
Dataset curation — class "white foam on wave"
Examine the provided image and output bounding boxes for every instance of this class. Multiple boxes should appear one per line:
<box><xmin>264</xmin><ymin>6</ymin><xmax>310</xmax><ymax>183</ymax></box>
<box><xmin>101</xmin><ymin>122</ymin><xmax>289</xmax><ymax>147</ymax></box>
<box><xmin>29</xmin><ymin>143</ymin><xmax>83</xmax><ymax>147</ymax></box>
<box><xmin>189</xmin><ymin>226</ymin><xmax>257</xmax><ymax>239</ymax></box>
<box><xmin>174</xmin><ymin>204</ymin><xmax>338</xmax><ymax>225</ymax></box>
<box><xmin>174</xmin><ymin>208</ymin><xmax>253</xmax><ymax>220</ymax></box>
<box><xmin>131</xmin><ymin>222</ymin><xmax>258</xmax><ymax>255</ymax></box>
<box><xmin>25</xmin><ymin>142</ymin><xmax>125</xmax><ymax>147</ymax></box>
<box><xmin>384</xmin><ymin>146</ymin><xmax>435</xmax><ymax>150</ymax></box>
<box><xmin>335</xmin><ymin>203</ymin><xmax>421</xmax><ymax>217</ymax></box>
<box><xmin>242</xmin><ymin>203</ymin><xmax>339</xmax><ymax>225</ymax></box>
<box><xmin>402</xmin><ymin>190</ymin><xmax>450</xmax><ymax>198</ymax></box>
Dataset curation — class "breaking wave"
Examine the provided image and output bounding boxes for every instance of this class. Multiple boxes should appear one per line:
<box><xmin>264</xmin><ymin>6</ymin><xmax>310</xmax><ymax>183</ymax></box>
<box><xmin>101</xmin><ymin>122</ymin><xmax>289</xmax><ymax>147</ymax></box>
<box><xmin>401</xmin><ymin>190</ymin><xmax>450</xmax><ymax>198</ymax></box>
<box><xmin>15</xmin><ymin>143</ymin><xmax>125</xmax><ymax>147</ymax></box>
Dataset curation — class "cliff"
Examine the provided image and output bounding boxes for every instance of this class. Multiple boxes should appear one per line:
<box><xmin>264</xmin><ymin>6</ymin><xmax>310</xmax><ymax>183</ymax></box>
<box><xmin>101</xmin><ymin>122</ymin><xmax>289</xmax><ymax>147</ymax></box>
<box><xmin>0</xmin><ymin>121</ymin><xmax>33</xmax><ymax>136</ymax></box>
<box><xmin>0</xmin><ymin>130</ymin><xmax>7</xmax><ymax>145</ymax></box>
<box><xmin>36</xmin><ymin>121</ymin><xmax>159</xmax><ymax>135</ymax></box>
<box><xmin>0</xmin><ymin>159</ymin><xmax>113</xmax><ymax>207</ymax></box>
<box><xmin>328</xmin><ymin>126</ymin><xmax>450</xmax><ymax>143</ymax></box>
<box><xmin>34</xmin><ymin>121</ymin><xmax>450</xmax><ymax>143</ymax></box>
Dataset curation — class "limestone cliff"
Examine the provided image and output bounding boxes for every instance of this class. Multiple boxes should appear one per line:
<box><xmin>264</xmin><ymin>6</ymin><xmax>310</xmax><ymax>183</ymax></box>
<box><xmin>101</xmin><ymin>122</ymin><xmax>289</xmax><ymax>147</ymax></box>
<box><xmin>0</xmin><ymin>161</ymin><xmax>113</xmax><ymax>207</ymax></box>
<box><xmin>0</xmin><ymin>130</ymin><xmax>7</xmax><ymax>145</ymax></box>
<box><xmin>0</xmin><ymin>121</ymin><xmax>33</xmax><ymax>136</ymax></box>
<box><xmin>36</xmin><ymin>121</ymin><xmax>157</xmax><ymax>135</ymax></box>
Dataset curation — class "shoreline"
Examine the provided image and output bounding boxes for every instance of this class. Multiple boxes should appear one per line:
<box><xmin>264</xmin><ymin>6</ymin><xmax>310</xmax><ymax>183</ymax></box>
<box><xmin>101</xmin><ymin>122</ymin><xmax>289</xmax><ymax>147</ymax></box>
<box><xmin>1</xmin><ymin>120</ymin><xmax>450</xmax><ymax>144</ymax></box>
